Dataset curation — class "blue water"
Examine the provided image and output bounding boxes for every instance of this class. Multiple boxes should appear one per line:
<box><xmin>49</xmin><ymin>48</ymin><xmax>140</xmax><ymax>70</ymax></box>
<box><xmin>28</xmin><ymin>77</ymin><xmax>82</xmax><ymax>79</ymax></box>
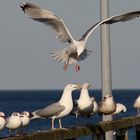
<box><xmin>0</xmin><ymin>89</ymin><xmax>140</xmax><ymax>139</ymax></box>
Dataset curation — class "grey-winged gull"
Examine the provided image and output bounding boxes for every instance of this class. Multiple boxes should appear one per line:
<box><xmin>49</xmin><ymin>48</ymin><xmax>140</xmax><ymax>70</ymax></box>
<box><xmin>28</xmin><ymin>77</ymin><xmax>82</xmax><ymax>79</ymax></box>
<box><xmin>30</xmin><ymin>84</ymin><xmax>81</xmax><ymax>129</ymax></box>
<box><xmin>133</xmin><ymin>95</ymin><xmax>140</xmax><ymax>115</ymax></box>
<box><xmin>99</xmin><ymin>94</ymin><xmax>116</xmax><ymax>115</ymax></box>
<box><xmin>72</xmin><ymin>83</ymin><xmax>93</xmax><ymax>117</ymax></box>
<box><xmin>20</xmin><ymin>2</ymin><xmax>140</xmax><ymax>71</ymax></box>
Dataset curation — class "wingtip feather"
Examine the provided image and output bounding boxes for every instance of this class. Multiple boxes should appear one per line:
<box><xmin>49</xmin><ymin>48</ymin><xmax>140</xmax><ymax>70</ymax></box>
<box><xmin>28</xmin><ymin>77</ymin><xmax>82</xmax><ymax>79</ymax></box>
<box><xmin>20</xmin><ymin>2</ymin><xmax>27</xmax><ymax>12</ymax></box>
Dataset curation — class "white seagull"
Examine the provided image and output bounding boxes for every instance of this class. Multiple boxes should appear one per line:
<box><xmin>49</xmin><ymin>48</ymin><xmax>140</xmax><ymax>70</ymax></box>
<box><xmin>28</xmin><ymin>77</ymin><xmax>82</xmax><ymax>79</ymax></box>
<box><xmin>30</xmin><ymin>84</ymin><xmax>81</xmax><ymax>129</ymax></box>
<box><xmin>20</xmin><ymin>111</ymin><xmax>30</xmax><ymax>127</ymax></box>
<box><xmin>73</xmin><ymin>83</ymin><xmax>93</xmax><ymax>117</ymax></box>
<box><xmin>99</xmin><ymin>94</ymin><xmax>116</xmax><ymax>115</ymax></box>
<box><xmin>112</xmin><ymin>103</ymin><xmax>127</xmax><ymax>115</ymax></box>
<box><xmin>133</xmin><ymin>95</ymin><xmax>140</xmax><ymax>115</ymax></box>
<box><xmin>6</xmin><ymin>112</ymin><xmax>22</xmax><ymax>136</ymax></box>
<box><xmin>20</xmin><ymin>2</ymin><xmax>140</xmax><ymax>71</ymax></box>
<box><xmin>0</xmin><ymin>112</ymin><xmax>6</xmax><ymax>131</ymax></box>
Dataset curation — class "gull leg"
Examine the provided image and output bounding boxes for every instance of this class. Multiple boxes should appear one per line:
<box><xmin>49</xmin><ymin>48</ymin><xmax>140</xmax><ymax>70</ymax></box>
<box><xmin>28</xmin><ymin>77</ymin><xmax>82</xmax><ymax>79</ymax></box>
<box><xmin>75</xmin><ymin>63</ymin><xmax>80</xmax><ymax>72</ymax></box>
<box><xmin>63</xmin><ymin>63</ymin><xmax>68</xmax><ymax>71</ymax></box>
<box><xmin>59</xmin><ymin>119</ymin><xmax>68</xmax><ymax>131</ymax></box>
<box><xmin>59</xmin><ymin>119</ymin><xmax>62</xmax><ymax>129</ymax></box>
<box><xmin>51</xmin><ymin>118</ymin><xmax>55</xmax><ymax>129</ymax></box>
<box><xmin>9</xmin><ymin>129</ymin><xmax>12</xmax><ymax>137</ymax></box>
<box><xmin>138</xmin><ymin>109</ymin><xmax>140</xmax><ymax>116</ymax></box>
<box><xmin>63</xmin><ymin>60</ymin><xmax>69</xmax><ymax>71</ymax></box>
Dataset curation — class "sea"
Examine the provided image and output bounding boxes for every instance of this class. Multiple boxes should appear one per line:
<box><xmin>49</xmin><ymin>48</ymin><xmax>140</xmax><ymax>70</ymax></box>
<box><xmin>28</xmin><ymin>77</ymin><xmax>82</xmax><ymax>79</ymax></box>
<box><xmin>0</xmin><ymin>89</ymin><xmax>140</xmax><ymax>140</ymax></box>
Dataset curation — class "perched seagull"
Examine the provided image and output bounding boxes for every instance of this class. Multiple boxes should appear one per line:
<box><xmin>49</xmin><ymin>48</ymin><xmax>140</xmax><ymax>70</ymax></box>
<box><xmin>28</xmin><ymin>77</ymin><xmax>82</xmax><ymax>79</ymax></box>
<box><xmin>73</xmin><ymin>83</ymin><xmax>93</xmax><ymax>117</ymax></box>
<box><xmin>99</xmin><ymin>94</ymin><xmax>116</xmax><ymax>115</ymax></box>
<box><xmin>30</xmin><ymin>84</ymin><xmax>81</xmax><ymax>129</ymax></box>
<box><xmin>6</xmin><ymin>112</ymin><xmax>22</xmax><ymax>136</ymax></box>
<box><xmin>20</xmin><ymin>2</ymin><xmax>140</xmax><ymax>71</ymax></box>
<box><xmin>20</xmin><ymin>111</ymin><xmax>30</xmax><ymax>127</ymax></box>
<box><xmin>133</xmin><ymin>95</ymin><xmax>140</xmax><ymax>115</ymax></box>
<box><xmin>90</xmin><ymin>97</ymin><xmax>99</xmax><ymax>116</ymax></box>
<box><xmin>0</xmin><ymin>112</ymin><xmax>6</xmax><ymax>131</ymax></box>
<box><xmin>112</xmin><ymin>103</ymin><xmax>127</xmax><ymax>115</ymax></box>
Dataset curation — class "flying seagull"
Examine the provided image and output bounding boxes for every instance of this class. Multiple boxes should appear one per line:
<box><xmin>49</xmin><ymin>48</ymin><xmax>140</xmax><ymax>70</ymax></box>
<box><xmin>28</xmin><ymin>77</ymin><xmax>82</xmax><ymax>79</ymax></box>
<box><xmin>20</xmin><ymin>2</ymin><xmax>140</xmax><ymax>71</ymax></box>
<box><xmin>30</xmin><ymin>84</ymin><xmax>81</xmax><ymax>129</ymax></box>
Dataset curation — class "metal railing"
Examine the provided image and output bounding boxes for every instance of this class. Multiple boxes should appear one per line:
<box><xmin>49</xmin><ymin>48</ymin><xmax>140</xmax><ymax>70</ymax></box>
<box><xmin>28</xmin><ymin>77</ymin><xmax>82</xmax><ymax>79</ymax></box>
<box><xmin>3</xmin><ymin>115</ymin><xmax>140</xmax><ymax>140</ymax></box>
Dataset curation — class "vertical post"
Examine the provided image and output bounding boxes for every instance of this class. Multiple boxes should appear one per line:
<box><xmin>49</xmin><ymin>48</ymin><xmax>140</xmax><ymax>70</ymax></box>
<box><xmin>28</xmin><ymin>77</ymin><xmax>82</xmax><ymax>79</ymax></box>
<box><xmin>116</xmin><ymin>129</ymin><xmax>128</xmax><ymax>140</ymax></box>
<box><xmin>100</xmin><ymin>0</ymin><xmax>113</xmax><ymax>140</ymax></box>
<box><xmin>135</xmin><ymin>125</ymin><xmax>140</xmax><ymax>140</ymax></box>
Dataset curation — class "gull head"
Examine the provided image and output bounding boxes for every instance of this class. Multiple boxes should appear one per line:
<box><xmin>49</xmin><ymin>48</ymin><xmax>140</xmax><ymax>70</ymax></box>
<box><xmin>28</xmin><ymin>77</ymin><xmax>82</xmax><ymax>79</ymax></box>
<box><xmin>65</xmin><ymin>84</ymin><xmax>82</xmax><ymax>91</ymax></box>
<box><xmin>136</xmin><ymin>95</ymin><xmax>140</xmax><ymax>101</ymax></box>
<box><xmin>21</xmin><ymin>111</ymin><xmax>30</xmax><ymax>117</ymax></box>
<box><xmin>82</xmin><ymin>83</ymin><xmax>91</xmax><ymax>89</ymax></box>
<box><xmin>90</xmin><ymin>97</ymin><xmax>95</xmax><ymax>102</ymax></box>
<box><xmin>75</xmin><ymin>40</ymin><xmax>86</xmax><ymax>59</ymax></box>
<box><xmin>134</xmin><ymin>95</ymin><xmax>140</xmax><ymax>109</ymax></box>
<box><xmin>0</xmin><ymin>112</ymin><xmax>5</xmax><ymax>117</ymax></box>
<box><xmin>103</xmin><ymin>94</ymin><xmax>113</xmax><ymax>101</ymax></box>
<box><xmin>11</xmin><ymin>112</ymin><xmax>21</xmax><ymax>117</ymax></box>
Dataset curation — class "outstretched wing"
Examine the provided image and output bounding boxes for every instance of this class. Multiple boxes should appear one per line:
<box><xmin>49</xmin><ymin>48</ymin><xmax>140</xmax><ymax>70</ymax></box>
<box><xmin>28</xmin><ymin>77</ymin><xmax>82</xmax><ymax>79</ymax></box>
<box><xmin>81</xmin><ymin>11</ymin><xmax>140</xmax><ymax>42</ymax></box>
<box><xmin>20</xmin><ymin>2</ymin><xmax>74</xmax><ymax>43</ymax></box>
<box><xmin>103</xmin><ymin>11</ymin><xmax>140</xmax><ymax>24</ymax></box>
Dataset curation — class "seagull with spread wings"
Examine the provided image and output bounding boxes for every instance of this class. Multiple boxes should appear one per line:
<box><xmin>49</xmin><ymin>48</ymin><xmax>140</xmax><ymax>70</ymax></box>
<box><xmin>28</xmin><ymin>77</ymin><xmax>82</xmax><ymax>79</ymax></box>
<box><xmin>20</xmin><ymin>2</ymin><xmax>140</xmax><ymax>71</ymax></box>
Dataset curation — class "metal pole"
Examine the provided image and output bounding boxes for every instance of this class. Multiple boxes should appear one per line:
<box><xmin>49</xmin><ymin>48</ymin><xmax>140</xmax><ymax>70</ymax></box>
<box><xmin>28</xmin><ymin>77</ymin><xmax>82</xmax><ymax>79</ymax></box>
<box><xmin>100</xmin><ymin>0</ymin><xmax>113</xmax><ymax>140</ymax></box>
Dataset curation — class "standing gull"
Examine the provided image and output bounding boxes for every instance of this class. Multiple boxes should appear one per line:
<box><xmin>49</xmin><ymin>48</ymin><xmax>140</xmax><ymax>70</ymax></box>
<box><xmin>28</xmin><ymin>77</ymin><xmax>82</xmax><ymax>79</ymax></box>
<box><xmin>20</xmin><ymin>2</ymin><xmax>140</xmax><ymax>71</ymax></box>
<box><xmin>90</xmin><ymin>97</ymin><xmax>99</xmax><ymax>116</ymax></box>
<box><xmin>6</xmin><ymin>112</ymin><xmax>22</xmax><ymax>136</ymax></box>
<box><xmin>0</xmin><ymin>112</ymin><xmax>6</xmax><ymax>131</ymax></box>
<box><xmin>30</xmin><ymin>84</ymin><xmax>81</xmax><ymax>129</ymax></box>
<box><xmin>20</xmin><ymin>111</ymin><xmax>30</xmax><ymax>127</ymax></box>
<box><xmin>133</xmin><ymin>95</ymin><xmax>140</xmax><ymax>115</ymax></box>
<box><xmin>73</xmin><ymin>83</ymin><xmax>93</xmax><ymax>117</ymax></box>
<box><xmin>99</xmin><ymin>94</ymin><xmax>116</xmax><ymax>115</ymax></box>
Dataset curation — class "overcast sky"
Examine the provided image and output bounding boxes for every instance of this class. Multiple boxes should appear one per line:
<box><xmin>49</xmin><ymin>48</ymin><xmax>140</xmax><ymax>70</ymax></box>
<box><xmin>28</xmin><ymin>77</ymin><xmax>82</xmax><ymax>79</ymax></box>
<box><xmin>0</xmin><ymin>0</ymin><xmax>140</xmax><ymax>90</ymax></box>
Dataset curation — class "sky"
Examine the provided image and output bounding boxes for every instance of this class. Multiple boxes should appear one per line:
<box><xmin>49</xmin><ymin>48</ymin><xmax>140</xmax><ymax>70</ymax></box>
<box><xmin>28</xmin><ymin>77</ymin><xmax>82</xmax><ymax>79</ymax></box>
<box><xmin>0</xmin><ymin>0</ymin><xmax>140</xmax><ymax>90</ymax></box>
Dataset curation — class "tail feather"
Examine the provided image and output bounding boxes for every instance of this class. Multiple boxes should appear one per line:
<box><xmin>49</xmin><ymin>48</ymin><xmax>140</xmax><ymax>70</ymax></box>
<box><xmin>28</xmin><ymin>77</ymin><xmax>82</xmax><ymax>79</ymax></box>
<box><xmin>51</xmin><ymin>47</ymin><xmax>78</xmax><ymax>65</ymax></box>
<box><xmin>30</xmin><ymin>110</ymin><xmax>42</xmax><ymax>120</ymax></box>
<box><xmin>51</xmin><ymin>49</ymin><xmax>69</xmax><ymax>63</ymax></box>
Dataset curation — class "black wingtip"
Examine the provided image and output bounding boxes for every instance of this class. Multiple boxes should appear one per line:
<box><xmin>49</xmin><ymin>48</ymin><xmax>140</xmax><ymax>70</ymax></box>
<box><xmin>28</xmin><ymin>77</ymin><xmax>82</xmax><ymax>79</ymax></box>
<box><xmin>20</xmin><ymin>2</ymin><xmax>27</xmax><ymax>13</ymax></box>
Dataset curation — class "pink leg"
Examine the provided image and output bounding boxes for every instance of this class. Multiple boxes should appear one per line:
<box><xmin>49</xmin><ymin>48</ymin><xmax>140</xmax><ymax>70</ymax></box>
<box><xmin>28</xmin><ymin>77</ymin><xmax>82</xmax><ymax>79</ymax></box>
<box><xmin>63</xmin><ymin>63</ymin><xmax>68</xmax><ymax>71</ymax></box>
<box><xmin>75</xmin><ymin>64</ymin><xmax>80</xmax><ymax>72</ymax></box>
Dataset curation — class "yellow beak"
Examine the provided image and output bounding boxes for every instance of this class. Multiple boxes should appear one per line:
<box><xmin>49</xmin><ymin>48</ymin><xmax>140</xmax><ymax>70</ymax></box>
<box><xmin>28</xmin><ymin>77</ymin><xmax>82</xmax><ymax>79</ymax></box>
<box><xmin>76</xmin><ymin>84</ymin><xmax>82</xmax><ymax>89</ymax></box>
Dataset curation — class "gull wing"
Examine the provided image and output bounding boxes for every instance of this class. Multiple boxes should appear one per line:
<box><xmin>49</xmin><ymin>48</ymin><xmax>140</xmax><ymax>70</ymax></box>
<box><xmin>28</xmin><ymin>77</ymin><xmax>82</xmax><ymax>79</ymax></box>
<box><xmin>81</xmin><ymin>11</ymin><xmax>140</xmax><ymax>42</ymax></box>
<box><xmin>36</xmin><ymin>102</ymin><xmax>65</xmax><ymax>118</ymax></box>
<box><xmin>20</xmin><ymin>2</ymin><xmax>74</xmax><ymax>43</ymax></box>
<box><xmin>103</xmin><ymin>11</ymin><xmax>140</xmax><ymax>24</ymax></box>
